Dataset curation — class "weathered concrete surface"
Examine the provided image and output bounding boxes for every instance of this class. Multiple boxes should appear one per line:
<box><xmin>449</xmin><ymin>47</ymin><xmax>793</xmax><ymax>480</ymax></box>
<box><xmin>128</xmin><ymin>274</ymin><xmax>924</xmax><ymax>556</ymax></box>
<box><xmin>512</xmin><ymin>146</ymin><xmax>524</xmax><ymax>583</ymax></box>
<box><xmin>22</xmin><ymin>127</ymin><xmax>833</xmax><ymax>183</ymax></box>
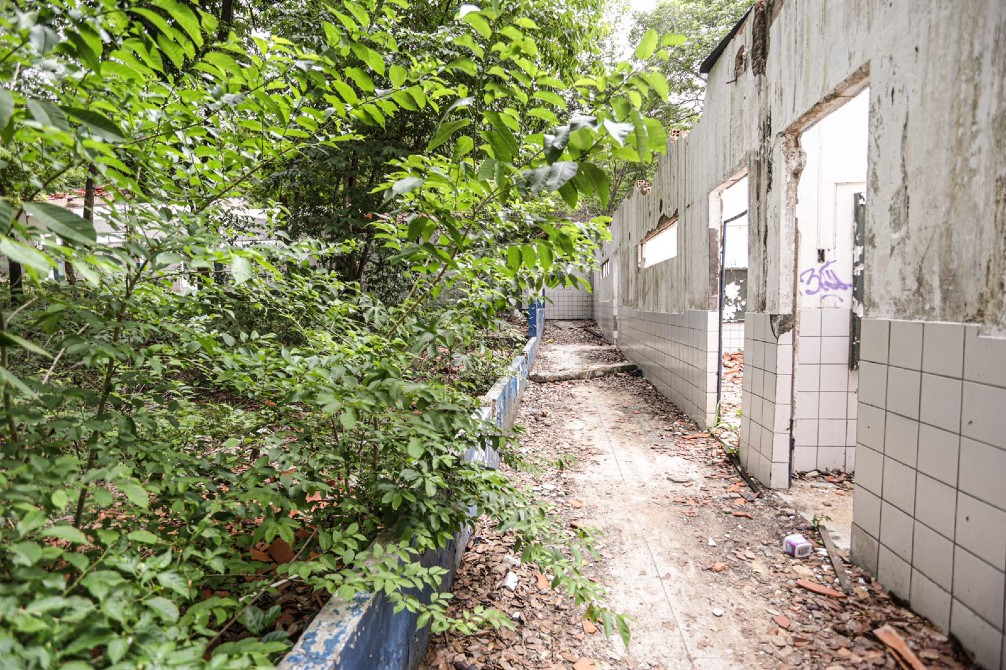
<box><xmin>563</xmin><ymin>383</ymin><xmax>755</xmax><ymax>669</ymax></box>
<box><xmin>595</xmin><ymin>0</ymin><xmax>1006</xmax><ymax>328</ymax></box>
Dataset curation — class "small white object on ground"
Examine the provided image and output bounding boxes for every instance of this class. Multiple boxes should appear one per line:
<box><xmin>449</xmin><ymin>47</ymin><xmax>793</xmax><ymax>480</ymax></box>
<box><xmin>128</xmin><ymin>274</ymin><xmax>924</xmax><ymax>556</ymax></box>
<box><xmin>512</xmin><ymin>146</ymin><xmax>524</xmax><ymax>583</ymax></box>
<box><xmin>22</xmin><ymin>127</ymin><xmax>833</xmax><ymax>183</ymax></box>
<box><xmin>502</xmin><ymin>571</ymin><xmax>519</xmax><ymax>591</ymax></box>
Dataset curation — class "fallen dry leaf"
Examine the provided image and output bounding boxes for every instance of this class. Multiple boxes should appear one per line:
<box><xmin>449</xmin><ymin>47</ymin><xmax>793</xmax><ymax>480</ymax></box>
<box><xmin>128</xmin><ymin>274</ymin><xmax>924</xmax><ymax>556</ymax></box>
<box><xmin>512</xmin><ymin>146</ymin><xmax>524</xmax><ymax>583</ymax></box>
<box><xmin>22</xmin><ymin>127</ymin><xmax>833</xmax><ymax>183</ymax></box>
<box><xmin>732</xmin><ymin>510</ymin><xmax>752</xmax><ymax>518</ymax></box>
<box><xmin>772</xmin><ymin>614</ymin><xmax>791</xmax><ymax>629</ymax></box>
<box><xmin>535</xmin><ymin>572</ymin><xmax>550</xmax><ymax>590</ymax></box>
<box><xmin>572</xmin><ymin>658</ymin><xmax>595</xmax><ymax>670</ymax></box>
<box><xmin>709</xmin><ymin>562</ymin><xmax>729</xmax><ymax>572</ymax></box>
<box><xmin>570</xmin><ymin>499</ymin><xmax>585</xmax><ymax>509</ymax></box>
<box><xmin>268</xmin><ymin>538</ymin><xmax>295</xmax><ymax>564</ymax></box>
<box><xmin>581</xmin><ymin>620</ymin><xmax>598</xmax><ymax>635</ymax></box>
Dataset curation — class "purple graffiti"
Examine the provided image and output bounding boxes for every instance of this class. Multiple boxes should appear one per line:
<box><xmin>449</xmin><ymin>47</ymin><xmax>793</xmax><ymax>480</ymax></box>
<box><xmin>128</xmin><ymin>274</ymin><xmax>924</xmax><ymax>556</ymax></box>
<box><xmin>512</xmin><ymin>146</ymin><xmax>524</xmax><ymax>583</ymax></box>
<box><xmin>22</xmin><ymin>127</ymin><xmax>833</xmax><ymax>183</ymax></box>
<box><xmin>800</xmin><ymin>261</ymin><xmax>851</xmax><ymax>301</ymax></box>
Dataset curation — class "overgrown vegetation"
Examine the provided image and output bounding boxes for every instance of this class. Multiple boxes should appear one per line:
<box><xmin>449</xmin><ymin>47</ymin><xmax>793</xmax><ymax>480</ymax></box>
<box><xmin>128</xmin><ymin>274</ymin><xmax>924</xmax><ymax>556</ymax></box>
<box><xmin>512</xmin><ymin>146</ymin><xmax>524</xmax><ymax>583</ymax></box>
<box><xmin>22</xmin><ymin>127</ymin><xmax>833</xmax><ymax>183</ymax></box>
<box><xmin>0</xmin><ymin>0</ymin><xmax>677</xmax><ymax>666</ymax></box>
<box><xmin>595</xmin><ymin>0</ymin><xmax>753</xmax><ymax>212</ymax></box>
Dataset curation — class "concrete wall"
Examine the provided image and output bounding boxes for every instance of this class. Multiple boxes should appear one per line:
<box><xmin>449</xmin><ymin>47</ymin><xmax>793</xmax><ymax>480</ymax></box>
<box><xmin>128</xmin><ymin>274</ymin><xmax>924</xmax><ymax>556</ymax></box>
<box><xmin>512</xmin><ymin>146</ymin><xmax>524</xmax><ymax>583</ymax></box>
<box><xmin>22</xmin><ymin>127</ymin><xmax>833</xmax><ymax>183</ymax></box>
<box><xmin>595</xmin><ymin>1</ymin><xmax>1006</xmax><ymax>665</ymax></box>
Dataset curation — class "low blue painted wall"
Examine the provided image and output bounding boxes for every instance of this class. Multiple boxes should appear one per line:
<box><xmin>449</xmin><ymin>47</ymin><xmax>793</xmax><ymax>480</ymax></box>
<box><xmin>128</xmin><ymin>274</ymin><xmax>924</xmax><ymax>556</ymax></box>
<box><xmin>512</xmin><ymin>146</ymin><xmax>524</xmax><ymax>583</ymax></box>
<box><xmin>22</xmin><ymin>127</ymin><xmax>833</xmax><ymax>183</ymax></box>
<box><xmin>280</xmin><ymin>319</ymin><xmax>543</xmax><ymax>670</ymax></box>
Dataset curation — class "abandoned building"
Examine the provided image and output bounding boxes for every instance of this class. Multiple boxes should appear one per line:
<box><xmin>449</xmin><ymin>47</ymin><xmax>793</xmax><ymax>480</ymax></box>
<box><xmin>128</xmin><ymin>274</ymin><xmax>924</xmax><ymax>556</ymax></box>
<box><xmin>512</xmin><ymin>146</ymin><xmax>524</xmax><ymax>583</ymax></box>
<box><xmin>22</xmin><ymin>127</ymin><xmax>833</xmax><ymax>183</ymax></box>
<box><xmin>541</xmin><ymin>1</ymin><xmax>1006</xmax><ymax>667</ymax></box>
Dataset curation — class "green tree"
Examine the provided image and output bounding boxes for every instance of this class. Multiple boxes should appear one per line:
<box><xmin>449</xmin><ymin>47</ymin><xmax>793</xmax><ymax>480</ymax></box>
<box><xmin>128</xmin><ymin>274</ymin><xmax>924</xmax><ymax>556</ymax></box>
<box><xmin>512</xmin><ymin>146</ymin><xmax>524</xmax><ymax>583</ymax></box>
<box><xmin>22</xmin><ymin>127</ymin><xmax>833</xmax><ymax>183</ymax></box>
<box><xmin>590</xmin><ymin>0</ymin><xmax>752</xmax><ymax>214</ymax></box>
<box><xmin>0</xmin><ymin>0</ymin><xmax>672</xmax><ymax>666</ymax></box>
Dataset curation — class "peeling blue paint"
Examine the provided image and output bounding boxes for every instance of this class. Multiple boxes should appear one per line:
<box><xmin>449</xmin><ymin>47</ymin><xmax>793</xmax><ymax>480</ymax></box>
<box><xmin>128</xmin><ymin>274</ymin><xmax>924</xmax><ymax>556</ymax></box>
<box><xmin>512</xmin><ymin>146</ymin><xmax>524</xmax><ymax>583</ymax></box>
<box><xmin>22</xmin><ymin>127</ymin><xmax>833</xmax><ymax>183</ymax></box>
<box><xmin>280</xmin><ymin>313</ymin><xmax>544</xmax><ymax>670</ymax></box>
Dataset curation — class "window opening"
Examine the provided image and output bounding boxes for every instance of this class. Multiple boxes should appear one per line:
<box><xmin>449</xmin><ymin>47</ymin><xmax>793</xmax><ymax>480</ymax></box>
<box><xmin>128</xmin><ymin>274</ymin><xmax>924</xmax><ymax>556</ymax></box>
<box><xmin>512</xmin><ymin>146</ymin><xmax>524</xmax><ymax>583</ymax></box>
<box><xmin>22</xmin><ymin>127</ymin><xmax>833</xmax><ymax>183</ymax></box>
<box><xmin>639</xmin><ymin>212</ymin><xmax>678</xmax><ymax>268</ymax></box>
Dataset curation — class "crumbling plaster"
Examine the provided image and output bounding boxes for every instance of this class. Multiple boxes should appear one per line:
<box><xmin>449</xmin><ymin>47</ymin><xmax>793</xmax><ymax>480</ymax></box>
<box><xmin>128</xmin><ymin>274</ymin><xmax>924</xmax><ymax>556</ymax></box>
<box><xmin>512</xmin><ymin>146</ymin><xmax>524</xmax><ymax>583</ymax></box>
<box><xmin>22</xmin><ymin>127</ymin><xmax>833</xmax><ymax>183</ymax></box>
<box><xmin>600</xmin><ymin>0</ymin><xmax>1006</xmax><ymax>336</ymax></box>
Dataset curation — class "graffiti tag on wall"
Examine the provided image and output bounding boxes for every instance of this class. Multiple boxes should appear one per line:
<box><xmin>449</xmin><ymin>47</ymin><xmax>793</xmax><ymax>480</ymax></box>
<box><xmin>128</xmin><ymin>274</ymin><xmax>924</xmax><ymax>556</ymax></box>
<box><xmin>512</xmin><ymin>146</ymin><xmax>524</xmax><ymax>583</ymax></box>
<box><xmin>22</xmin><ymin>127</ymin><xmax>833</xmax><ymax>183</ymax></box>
<box><xmin>799</xmin><ymin>260</ymin><xmax>851</xmax><ymax>303</ymax></box>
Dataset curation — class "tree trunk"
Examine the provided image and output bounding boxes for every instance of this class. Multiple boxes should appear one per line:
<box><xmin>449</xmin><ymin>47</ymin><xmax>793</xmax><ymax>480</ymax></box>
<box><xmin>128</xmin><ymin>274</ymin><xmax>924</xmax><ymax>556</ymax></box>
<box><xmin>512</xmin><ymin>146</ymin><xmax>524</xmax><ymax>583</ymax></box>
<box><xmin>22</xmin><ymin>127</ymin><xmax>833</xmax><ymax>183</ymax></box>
<box><xmin>217</xmin><ymin>0</ymin><xmax>235</xmax><ymax>41</ymax></box>
<box><xmin>66</xmin><ymin>171</ymin><xmax>96</xmax><ymax>286</ymax></box>
<box><xmin>0</xmin><ymin>181</ymin><xmax>22</xmax><ymax>303</ymax></box>
<box><xmin>8</xmin><ymin>261</ymin><xmax>23</xmax><ymax>304</ymax></box>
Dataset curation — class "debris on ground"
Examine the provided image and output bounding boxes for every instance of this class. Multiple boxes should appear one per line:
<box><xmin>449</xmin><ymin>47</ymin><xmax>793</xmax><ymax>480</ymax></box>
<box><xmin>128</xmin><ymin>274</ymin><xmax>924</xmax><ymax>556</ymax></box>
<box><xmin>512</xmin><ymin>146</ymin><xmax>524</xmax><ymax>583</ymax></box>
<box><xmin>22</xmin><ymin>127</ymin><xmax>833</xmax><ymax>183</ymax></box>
<box><xmin>712</xmin><ymin>350</ymin><xmax>743</xmax><ymax>450</ymax></box>
<box><xmin>423</xmin><ymin>322</ymin><xmax>975</xmax><ymax>670</ymax></box>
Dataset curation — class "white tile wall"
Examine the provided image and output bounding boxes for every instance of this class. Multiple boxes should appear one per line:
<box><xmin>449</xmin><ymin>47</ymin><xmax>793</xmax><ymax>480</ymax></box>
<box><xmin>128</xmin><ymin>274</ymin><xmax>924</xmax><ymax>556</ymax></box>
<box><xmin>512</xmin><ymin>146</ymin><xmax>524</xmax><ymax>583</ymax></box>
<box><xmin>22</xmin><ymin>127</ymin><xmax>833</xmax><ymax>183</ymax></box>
<box><xmin>792</xmin><ymin>308</ymin><xmax>858</xmax><ymax>473</ymax></box>
<box><xmin>738</xmin><ymin>312</ymin><xmax>792</xmax><ymax>488</ymax></box>
<box><xmin>617</xmin><ymin>308</ymin><xmax>718</xmax><ymax>429</ymax></box>
<box><xmin>543</xmin><ymin>283</ymin><xmax>593</xmax><ymax>320</ymax></box>
<box><xmin>722</xmin><ymin>321</ymin><xmax>745</xmax><ymax>352</ymax></box>
<box><xmin>850</xmin><ymin>318</ymin><xmax>1006</xmax><ymax>667</ymax></box>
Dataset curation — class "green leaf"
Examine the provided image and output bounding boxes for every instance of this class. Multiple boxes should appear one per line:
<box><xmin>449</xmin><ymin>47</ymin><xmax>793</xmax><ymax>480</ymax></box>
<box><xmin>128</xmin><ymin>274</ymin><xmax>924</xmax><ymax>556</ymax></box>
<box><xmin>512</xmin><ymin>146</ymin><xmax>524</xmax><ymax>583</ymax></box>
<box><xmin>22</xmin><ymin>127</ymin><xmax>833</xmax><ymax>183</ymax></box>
<box><xmin>661</xmin><ymin>33</ymin><xmax>687</xmax><ymax>47</ymax></box>
<box><xmin>62</xmin><ymin>107</ymin><xmax>125</xmax><ymax>142</ymax></box>
<box><xmin>24</xmin><ymin>202</ymin><xmax>97</xmax><ymax>246</ymax></box>
<box><xmin>11</xmin><ymin>541</ymin><xmax>42</xmax><ymax>566</ymax></box>
<box><xmin>543</xmin><ymin>125</ymin><xmax>570</xmax><ymax>163</ymax></box>
<box><xmin>231</xmin><ymin>256</ymin><xmax>253</xmax><ymax>284</ymax></box>
<box><xmin>544</xmin><ymin>162</ymin><xmax>578</xmax><ymax>192</ymax></box>
<box><xmin>0</xmin><ymin>367</ymin><xmax>35</xmax><ymax>397</ymax></box>
<box><xmin>44</xmin><ymin>526</ymin><xmax>88</xmax><ymax>544</ymax></box>
<box><xmin>0</xmin><ymin>237</ymin><xmax>54</xmax><ymax>272</ymax></box>
<box><xmin>345</xmin><ymin>67</ymin><xmax>374</xmax><ymax>92</ymax></box>
<box><xmin>640</xmin><ymin>72</ymin><xmax>669</xmax><ymax>100</ymax></box>
<box><xmin>26</xmin><ymin>99</ymin><xmax>68</xmax><ymax>131</ymax></box>
<box><xmin>453</xmin><ymin>135</ymin><xmax>474</xmax><ymax>160</ymax></box>
<box><xmin>389</xmin><ymin>65</ymin><xmax>407</xmax><ymax>88</ymax></box>
<box><xmin>127</xmin><ymin>530</ymin><xmax>160</xmax><ymax>544</ymax></box>
<box><xmin>484</xmin><ymin>111</ymin><xmax>518</xmax><ymax>161</ymax></box>
<box><xmin>536</xmin><ymin>242</ymin><xmax>554</xmax><ymax>270</ymax></box>
<box><xmin>333</xmin><ymin>80</ymin><xmax>359</xmax><ymax>105</ymax></box>
<box><xmin>558</xmin><ymin>180</ymin><xmax>578</xmax><ymax>209</ymax></box>
<box><xmin>0</xmin><ymin>332</ymin><xmax>52</xmax><ymax>359</ymax></box>
<box><xmin>156</xmin><ymin>571</ymin><xmax>190</xmax><ymax>596</ymax></box>
<box><xmin>406</xmin><ymin>216</ymin><xmax>429</xmax><ymax>241</ymax></box>
<box><xmin>51</xmin><ymin>490</ymin><xmax>68</xmax><ymax>510</ymax></box>
<box><xmin>106</xmin><ymin>638</ymin><xmax>129</xmax><ymax>664</ymax></box>
<box><xmin>644</xmin><ymin>117</ymin><xmax>668</xmax><ymax>154</ymax></box>
<box><xmin>581</xmin><ymin>163</ymin><xmax>611</xmax><ymax>210</ymax></box>
<box><xmin>0</xmin><ymin>89</ymin><xmax>14</xmax><ymax>131</ymax></box>
<box><xmin>476</xmin><ymin>158</ymin><xmax>497</xmax><ymax>182</ymax></box>
<box><xmin>343</xmin><ymin>0</ymin><xmax>371</xmax><ymax>27</ymax></box>
<box><xmin>119</xmin><ymin>481</ymin><xmax>149</xmax><ymax>509</ymax></box>
<box><xmin>152</xmin><ymin>0</ymin><xmax>204</xmax><ymax>47</ymax></box>
<box><xmin>532</xmin><ymin>90</ymin><xmax>566</xmax><ymax>108</ymax></box>
<box><xmin>461</xmin><ymin>11</ymin><xmax>491</xmax><ymax>39</ymax></box>
<box><xmin>146</xmin><ymin>596</ymin><xmax>179</xmax><ymax>622</ymax></box>
<box><xmin>392</xmin><ymin>176</ymin><xmax>424</xmax><ymax>196</ymax></box>
<box><xmin>391</xmin><ymin>90</ymin><xmax>418</xmax><ymax>111</ymax></box>
<box><xmin>427</xmin><ymin>118</ymin><xmax>470</xmax><ymax>152</ymax></box>
<box><xmin>204</xmin><ymin>52</ymin><xmax>243</xmax><ymax>79</ymax></box>
<box><xmin>602</xmin><ymin>119</ymin><xmax>633</xmax><ymax>147</ymax></box>
<box><xmin>350</xmin><ymin>43</ymin><xmax>385</xmax><ymax>76</ymax></box>
<box><xmin>616</xmin><ymin>614</ymin><xmax>631</xmax><ymax>647</ymax></box>
<box><xmin>634</xmin><ymin>28</ymin><xmax>659</xmax><ymax>60</ymax></box>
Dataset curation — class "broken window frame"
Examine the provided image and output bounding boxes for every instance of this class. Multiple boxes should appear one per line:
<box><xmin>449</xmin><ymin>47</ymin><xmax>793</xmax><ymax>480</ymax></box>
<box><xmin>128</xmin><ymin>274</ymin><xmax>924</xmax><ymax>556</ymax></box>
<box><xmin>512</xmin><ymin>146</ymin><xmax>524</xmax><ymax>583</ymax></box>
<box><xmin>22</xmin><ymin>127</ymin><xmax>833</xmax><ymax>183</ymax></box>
<box><xmin>638</xmin><ymin>212</ymin><xmax>679</xmax><ymax>269</ymax></box>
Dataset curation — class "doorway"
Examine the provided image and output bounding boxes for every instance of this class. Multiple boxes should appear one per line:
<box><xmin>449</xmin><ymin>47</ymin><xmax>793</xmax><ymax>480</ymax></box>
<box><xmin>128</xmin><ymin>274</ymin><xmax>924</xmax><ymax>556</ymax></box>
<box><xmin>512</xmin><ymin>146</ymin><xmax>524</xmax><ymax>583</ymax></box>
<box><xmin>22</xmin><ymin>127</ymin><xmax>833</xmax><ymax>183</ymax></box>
<box><xmin>713</xmin><ymin>174</ymin><xmax>749</xmax><ymax>448</ymax></box>
<box><xmin>791</xmin><ymin>87</ymin><xmax>869</xmax><ymax>478</ymax></box>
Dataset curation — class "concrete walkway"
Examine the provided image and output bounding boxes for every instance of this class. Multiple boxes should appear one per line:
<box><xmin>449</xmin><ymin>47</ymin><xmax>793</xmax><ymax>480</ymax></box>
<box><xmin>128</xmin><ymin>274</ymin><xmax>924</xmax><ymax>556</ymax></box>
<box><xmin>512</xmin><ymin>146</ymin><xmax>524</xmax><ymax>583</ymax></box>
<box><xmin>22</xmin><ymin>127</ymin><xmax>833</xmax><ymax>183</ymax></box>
<box><xmin>550</xmin><ymin>365</ymin><xmax>763</xmax><ymax>669</ymax></box>
<box><xmin>424</xmin><ymin>321</ymin><xmax>970</xmax><ymax>670</ymax></box>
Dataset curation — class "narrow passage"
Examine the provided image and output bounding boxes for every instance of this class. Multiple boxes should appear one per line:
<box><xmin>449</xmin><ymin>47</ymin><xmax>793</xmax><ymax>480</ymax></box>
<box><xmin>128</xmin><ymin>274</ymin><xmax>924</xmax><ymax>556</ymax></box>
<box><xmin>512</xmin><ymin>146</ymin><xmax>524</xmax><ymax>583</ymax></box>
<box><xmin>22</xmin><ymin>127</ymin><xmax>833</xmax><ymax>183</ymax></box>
<box><xmin>424</xmin><ymin>321</ymin><xmax>972</xmax><ymax>670</ymax></box>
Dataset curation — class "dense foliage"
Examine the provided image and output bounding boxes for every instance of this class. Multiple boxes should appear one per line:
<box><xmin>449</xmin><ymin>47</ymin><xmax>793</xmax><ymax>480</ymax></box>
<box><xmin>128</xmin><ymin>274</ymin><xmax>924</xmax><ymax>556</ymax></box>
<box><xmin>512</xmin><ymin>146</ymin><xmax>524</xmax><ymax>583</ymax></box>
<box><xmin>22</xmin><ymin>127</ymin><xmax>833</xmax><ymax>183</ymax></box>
<box><xmin>594</xmin><ymin>0</ymin><xmax>753</xmax><ymax>213</ymax></box>
<box><xmin>0</xmin><ymin>0</ymin><xmax>674</xmax><ymax>666</ymax></box>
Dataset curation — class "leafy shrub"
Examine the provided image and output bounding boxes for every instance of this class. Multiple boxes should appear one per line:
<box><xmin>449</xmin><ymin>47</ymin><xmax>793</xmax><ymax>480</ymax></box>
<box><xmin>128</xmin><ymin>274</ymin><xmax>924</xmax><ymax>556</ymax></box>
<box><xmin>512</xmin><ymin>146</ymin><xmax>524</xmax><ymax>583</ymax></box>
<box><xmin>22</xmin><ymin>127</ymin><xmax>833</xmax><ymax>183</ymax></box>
<box><xmin>0</xmin><ymin>0</ymin><xmax>673</xmax><ymax>665</ymax></box>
